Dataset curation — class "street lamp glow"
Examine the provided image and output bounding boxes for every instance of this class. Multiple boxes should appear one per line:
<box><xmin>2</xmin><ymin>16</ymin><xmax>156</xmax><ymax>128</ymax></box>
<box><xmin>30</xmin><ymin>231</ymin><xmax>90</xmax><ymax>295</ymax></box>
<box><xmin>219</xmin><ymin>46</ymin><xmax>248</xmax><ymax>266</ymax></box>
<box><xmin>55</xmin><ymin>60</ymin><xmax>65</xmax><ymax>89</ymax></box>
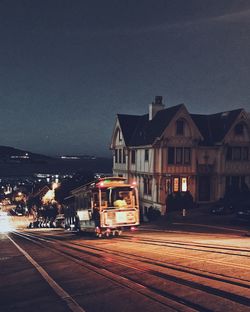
<box><xmin>0</xmin><ymin>211</ymin><xmax>14</xmax><ymax>233</ymax></box>
<box><xmin>52</xmin><ymin>182</ymin><xmax>59</xmax><ymax>190</ymax></box>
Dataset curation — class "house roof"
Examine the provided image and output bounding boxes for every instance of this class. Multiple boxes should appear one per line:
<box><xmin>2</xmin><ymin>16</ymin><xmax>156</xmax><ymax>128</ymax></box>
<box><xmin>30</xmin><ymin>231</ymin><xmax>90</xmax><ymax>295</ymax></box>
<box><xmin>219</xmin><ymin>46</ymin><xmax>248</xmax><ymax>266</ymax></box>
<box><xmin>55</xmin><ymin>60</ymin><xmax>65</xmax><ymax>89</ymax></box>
<box><xmin>117</xmin><ymin>114</ymin><xmax>141</xmax><ymax>145</ymax></box>
<box><xmin>117</xmin><ymin>105</ymin><xmax>244</xmax><ymax>147</ymax></box>
<box><xmin>191</xmin><ymin>108</ymin><xmax>243</xmax><ymax>145</ymax></box>
<box><xmin>118</xmin><ymin>104</ymin><xmax>183</xmax><ymax>146</ymax></box>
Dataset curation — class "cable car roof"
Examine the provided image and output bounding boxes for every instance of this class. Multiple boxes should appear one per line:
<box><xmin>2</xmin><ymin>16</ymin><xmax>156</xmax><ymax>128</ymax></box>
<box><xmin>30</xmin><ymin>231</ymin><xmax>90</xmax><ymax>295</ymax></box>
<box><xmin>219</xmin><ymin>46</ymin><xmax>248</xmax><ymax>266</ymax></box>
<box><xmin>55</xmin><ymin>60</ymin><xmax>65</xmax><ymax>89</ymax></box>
<box><xmin>70</xmin><ymin>177</ymin><xmax>136</xmax><ymax>195</ymax></box>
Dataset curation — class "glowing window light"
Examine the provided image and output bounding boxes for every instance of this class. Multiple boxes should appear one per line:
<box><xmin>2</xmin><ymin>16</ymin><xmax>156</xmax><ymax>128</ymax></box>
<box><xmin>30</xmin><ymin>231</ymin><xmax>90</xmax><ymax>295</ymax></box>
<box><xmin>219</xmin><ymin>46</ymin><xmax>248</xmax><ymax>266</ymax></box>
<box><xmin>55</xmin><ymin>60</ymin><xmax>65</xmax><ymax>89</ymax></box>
<box><xmin>173</xmin><ymin>178</ymin><xmax>179</xmax><ymax>192</ymax></box>
<box><xmin>181</xmin><ymin>177</ymin><xmax>187</xmax><ymax>192</ymax></box>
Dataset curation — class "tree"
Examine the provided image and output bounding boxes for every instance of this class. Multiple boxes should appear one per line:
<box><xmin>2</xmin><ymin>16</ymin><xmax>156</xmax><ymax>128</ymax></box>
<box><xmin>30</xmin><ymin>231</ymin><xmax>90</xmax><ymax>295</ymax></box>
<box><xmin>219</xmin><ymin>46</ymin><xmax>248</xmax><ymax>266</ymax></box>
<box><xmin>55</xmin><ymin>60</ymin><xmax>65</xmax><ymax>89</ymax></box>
<box><xmin>55</xmin><ymin>170</ymin><xmax>95</xmax><ymax>204</ymax></box>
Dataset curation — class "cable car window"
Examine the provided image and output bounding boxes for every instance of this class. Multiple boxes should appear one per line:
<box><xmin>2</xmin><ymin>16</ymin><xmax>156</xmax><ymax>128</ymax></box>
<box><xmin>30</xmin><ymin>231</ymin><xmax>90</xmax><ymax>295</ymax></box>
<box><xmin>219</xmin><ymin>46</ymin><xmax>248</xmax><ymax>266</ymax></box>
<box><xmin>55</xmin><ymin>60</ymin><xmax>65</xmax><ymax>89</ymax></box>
<box><xmin>101</xmin><ymin>192</ymin><xmax>108</xmax><ymax>208</ymax></box>
<box><xmin>93</xmin><ymin>193</ymin><xmax>99</xmax><ymax>208</ymax></box>
<box><xmin>110</xmin><ymin>187</ymin><xmax>136</xmax><ymax>207</ymax></box>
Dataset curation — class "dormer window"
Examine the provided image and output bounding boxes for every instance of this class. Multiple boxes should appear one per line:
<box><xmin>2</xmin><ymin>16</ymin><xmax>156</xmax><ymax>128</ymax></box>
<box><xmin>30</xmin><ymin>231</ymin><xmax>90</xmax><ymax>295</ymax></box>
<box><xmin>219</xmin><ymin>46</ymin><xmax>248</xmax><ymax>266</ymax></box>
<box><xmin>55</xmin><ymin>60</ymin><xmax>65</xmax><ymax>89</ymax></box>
<box><xmin>118</xmin><ymin>129</ymin><xmax>122</xmax><ymax>141</ymax></box>
<box><xmin>145</xmin><ymin>149</ymin><xmax>149</xmax><ymax>161</ymax></box>
<box><xmin>131</xmin><ymin>150</ymin><xmax>136</xmax><ymax>164</ymax></box>
<box><xmin>176</xmin><ymin>119</ymin><xmax>184</xmax><ymax>135</ymax></box>
<box><xmin>234</xmin><ymin>123</ymin><xmax>244</xmax><ymax>135</ymax></box>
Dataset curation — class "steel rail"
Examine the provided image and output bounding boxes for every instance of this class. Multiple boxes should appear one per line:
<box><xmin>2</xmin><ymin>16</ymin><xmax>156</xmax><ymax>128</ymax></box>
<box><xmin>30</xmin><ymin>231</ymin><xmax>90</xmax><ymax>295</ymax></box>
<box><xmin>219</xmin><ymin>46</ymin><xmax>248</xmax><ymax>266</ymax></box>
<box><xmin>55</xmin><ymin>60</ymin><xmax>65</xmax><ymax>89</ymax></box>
<box><xmin>12</xmin><ymin>231</ymin><xmax>250</xmax><ymax>311</ymax></box>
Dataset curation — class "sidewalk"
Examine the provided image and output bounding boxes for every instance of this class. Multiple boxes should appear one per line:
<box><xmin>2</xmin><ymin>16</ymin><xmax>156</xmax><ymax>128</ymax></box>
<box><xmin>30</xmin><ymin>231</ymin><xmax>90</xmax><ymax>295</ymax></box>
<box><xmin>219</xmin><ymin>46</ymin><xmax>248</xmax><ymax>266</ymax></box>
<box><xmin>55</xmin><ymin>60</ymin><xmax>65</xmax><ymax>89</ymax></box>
<box><xmin>139</xmin><ymin>205</ymin><xmax>250</xmax><ymax>234</ymax></box>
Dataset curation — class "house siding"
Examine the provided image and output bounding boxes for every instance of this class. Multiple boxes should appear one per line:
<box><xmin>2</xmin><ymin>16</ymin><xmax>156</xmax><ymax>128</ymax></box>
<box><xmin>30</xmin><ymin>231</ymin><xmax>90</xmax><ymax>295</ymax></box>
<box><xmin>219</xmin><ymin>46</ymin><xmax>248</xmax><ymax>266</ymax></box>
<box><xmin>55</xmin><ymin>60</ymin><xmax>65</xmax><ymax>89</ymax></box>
<box><xmin>111</xmin><ymin>98</ymin><xmax>250</xmax><ymax>215</ymax></box>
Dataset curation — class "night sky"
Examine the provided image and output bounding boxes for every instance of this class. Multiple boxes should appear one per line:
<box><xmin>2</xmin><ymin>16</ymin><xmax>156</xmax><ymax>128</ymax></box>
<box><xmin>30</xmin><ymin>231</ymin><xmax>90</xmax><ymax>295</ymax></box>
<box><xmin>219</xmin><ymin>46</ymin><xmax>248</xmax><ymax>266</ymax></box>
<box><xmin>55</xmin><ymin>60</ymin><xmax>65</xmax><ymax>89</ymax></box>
<box><xmin>0</xmin><ymin>0</ymin><xmax>250</xmax><ymax>157</ymax></box>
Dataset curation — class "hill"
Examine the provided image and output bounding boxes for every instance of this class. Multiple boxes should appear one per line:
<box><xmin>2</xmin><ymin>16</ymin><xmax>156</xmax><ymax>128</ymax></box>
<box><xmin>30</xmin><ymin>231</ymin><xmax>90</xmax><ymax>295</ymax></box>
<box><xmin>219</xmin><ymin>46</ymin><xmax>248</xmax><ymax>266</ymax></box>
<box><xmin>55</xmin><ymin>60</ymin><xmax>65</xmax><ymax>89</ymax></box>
<box><xmin>0</xmin><ymin>146</ymin><xmax>112</xmax><ymax>176</ymax></box>
<box><xmin>0</xmin><ymin>146</ymin><xmax>51</xmax><ymax>163</ymax></box>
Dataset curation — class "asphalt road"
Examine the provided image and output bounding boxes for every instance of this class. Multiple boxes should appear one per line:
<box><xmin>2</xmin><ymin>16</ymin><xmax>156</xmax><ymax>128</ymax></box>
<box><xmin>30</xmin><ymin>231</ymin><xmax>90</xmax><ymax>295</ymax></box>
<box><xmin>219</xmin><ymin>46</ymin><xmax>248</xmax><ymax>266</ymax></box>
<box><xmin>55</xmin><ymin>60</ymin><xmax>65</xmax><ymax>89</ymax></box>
<box><xmin>1</xmin><ymin>213</ymin><xmax>250</xmax><ymax>312</ymax></box>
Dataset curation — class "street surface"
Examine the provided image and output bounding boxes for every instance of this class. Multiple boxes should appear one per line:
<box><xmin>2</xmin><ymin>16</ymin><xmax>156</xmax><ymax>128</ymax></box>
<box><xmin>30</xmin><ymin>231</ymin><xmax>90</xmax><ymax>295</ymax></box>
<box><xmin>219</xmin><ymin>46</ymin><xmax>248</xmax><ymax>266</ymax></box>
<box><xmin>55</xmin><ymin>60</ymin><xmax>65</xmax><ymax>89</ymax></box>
<box><xmin>0</xmin><ymin>209</ymin><xmax>250</xmax><ymax>312</ymax></box>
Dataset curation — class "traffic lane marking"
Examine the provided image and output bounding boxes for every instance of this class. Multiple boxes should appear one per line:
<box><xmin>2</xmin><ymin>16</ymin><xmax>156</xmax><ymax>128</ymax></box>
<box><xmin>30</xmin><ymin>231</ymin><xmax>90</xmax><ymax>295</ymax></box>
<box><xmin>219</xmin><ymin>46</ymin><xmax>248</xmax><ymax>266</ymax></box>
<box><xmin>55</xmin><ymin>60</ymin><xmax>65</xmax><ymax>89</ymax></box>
<box><xmin>7</xmin><ymin>235</ymin><xmax>86</xmax><ymax>312</ymax></box>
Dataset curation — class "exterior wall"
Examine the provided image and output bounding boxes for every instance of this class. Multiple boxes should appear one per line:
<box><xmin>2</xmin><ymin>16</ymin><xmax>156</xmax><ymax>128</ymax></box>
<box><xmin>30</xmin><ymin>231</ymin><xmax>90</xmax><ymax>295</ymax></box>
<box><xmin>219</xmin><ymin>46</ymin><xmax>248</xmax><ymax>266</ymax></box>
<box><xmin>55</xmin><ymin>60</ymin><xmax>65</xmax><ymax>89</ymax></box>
<box><xmin>159</xmin><ymin>113</ymin><xmax>199</xmax><ymax>208</ymax></box>
<box><xmin>111</xmin><ymin>122</ymin><xmax>128</xmax><ymax>178</ymax></box>
<box><xmin>111</xmin><ymin>109</ymin><xmax>250</xmax><ymax>216</ymax></box>
<box><xmin>195</xmin><ymin>115</ymin><xmax>250</xmax><ymax>201</ymax></box>
<box><xmin>112</xmin><ymin>112</ymin><xmax>201</xmax><ymax>215</ymax></box>
<box><xmin>196</xmin><ymin>147</ymin><xmax>218</xmax><ymax>202</ymax></box>
<box><xmin>222</xmin><ymin>118</ymin><xmax>250</xmax><ymax>194</ymax></box>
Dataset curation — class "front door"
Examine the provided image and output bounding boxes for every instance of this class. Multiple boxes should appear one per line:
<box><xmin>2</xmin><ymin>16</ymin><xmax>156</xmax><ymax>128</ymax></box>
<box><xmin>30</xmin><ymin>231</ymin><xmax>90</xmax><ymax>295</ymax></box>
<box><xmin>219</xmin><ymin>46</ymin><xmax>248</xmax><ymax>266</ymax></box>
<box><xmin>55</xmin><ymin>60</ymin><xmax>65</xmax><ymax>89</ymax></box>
<box><xmin>198</xmin><ymin>176</ymin><xmax>210</xmax><ymax>201</ymax></box>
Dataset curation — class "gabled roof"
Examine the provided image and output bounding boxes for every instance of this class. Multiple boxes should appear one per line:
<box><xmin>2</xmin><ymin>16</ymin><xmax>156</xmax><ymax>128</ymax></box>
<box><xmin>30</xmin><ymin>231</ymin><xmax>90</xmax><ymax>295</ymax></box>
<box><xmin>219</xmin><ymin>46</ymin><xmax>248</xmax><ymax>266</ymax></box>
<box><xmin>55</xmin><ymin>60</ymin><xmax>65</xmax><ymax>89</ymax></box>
<box><xmin>118</xmin><ymin>104</ymin><xmax>183</xmax><ymax>146</ymax></box>
<box><xmin>191</xmin><ymin>108</ymin><xmax>243</xmax><ymax>145</ymax></box>
<box><xmin>117</xmin><ymin>114</ymin><xmax>141</xmax><ymax>145</ymax></box>
<box><xmin>117</xmin><ymin>104</ymin><xmax>245</xmax><ymax>148</ymax></box>
<box><xmin>146</xmin><ymin>104</ymin><xmax>184</xmax><ymax>144</ymax></box>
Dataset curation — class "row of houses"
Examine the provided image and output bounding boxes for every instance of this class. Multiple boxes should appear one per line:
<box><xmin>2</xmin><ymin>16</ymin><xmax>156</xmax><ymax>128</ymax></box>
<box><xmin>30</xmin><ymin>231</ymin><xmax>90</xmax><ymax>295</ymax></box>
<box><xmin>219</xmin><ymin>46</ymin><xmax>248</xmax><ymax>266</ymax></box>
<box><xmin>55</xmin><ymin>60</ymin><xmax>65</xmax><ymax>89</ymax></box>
<box><xmin>110</xmin><ymin>96</ymin><xmax>250</xmax><ymax>215</ymax></box>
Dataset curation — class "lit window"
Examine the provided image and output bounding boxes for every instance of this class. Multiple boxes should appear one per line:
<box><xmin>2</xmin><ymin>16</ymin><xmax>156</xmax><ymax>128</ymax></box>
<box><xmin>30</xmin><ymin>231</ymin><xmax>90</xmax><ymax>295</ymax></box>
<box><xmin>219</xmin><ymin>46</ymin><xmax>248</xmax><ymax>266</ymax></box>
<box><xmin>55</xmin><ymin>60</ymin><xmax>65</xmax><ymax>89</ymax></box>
<box><xmin>181</xmin><ymin>177</ymin><xmax>187</xmax><ymax>192</ymax></box>
<box><xmin>173</xmin><ymin>178</ymin><xmax>179</xmax><ymax>192</ymax></box>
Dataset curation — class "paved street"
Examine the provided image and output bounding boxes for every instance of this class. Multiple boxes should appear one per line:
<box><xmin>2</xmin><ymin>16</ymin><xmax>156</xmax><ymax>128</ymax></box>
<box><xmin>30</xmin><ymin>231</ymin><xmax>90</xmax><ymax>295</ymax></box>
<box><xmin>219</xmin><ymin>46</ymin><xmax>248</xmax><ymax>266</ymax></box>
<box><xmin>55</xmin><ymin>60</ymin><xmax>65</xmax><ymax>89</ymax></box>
<box><xmin>1</xmin><ymin>207</ymin><xmax>250</xmax><ymax>312</ymax></box>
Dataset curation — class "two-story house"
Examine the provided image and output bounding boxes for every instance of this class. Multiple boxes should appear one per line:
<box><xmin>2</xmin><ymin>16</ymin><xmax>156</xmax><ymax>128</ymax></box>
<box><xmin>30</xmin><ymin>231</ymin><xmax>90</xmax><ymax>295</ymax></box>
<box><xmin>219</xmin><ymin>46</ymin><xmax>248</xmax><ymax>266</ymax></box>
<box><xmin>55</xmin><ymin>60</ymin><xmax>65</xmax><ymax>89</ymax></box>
<box><xmin>110</xmin><ymin>96</ymin><xmax>250</xmax><ymax>215</ymax></box>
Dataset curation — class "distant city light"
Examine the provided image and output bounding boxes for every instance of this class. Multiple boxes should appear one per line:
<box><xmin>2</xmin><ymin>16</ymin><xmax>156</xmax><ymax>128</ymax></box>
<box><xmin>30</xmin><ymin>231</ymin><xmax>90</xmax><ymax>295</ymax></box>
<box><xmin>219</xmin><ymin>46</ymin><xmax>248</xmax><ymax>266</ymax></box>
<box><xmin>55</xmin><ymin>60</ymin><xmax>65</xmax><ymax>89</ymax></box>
<box><xmin>10</xmin><ymin>155</ymin><xmax>30</xmax><ymax>159</ymax></box>
<box><xmin>60</xmin><ymin>156</ymin><xmax>80</xmax><ymax>159</ymax></box>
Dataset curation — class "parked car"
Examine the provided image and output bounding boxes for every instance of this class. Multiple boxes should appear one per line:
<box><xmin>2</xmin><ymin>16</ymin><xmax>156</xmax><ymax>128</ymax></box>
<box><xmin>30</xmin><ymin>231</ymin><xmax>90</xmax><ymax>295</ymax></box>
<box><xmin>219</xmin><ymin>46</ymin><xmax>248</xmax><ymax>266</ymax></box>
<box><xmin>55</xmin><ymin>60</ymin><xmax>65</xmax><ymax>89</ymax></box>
<box><xmin>15</xmin><ymin>205</ymin><xmax>25</xmax><ymax>216</ymax></box>
<box><xmin>11</xmin><ymin>205</ymin><xmax>24</xmax><ymax>216</ymax></box>
<box><xmin>235</xmin><ymin>202</ymin><xmax>250</xmax><ymax>224</ymax></box>
<box><xmin>12</xmin><ymin>204</ymin><xmax>28</xmax><ymax>216</ymax></box>
<box><xmin>53</xmin><ymin>214</ymin><xmax>65</xmax><ymax>228</ymax></box>
<box><xmin>28</xmin><ymin>217</ymin><xmax>50</xmax><ymax>228</ymax></box>
<box><xmin>210</xmin><ymin>199</ymin><xmax>234</xmax><ymax>215</ymax></box>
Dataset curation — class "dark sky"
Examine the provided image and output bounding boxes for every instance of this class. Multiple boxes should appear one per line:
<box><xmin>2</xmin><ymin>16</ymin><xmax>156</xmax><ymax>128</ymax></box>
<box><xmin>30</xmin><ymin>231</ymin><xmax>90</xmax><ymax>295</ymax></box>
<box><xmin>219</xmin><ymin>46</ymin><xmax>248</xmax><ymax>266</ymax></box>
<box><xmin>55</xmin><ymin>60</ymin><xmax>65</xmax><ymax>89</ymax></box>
<box><xmin>0</xmin><ymin>0</ymin><xmax>250</xmax><ymax>157</ymax></box>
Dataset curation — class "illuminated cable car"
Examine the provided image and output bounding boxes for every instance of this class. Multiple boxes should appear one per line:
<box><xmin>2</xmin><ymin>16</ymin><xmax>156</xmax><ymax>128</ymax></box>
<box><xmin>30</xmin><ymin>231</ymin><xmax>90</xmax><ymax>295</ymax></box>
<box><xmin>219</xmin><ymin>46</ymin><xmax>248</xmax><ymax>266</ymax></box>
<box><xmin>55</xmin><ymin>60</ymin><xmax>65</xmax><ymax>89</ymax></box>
<box><xmin>64</xmin><ymin>177</ymin><xmax>139</xmax><ymax>237</ymax></box>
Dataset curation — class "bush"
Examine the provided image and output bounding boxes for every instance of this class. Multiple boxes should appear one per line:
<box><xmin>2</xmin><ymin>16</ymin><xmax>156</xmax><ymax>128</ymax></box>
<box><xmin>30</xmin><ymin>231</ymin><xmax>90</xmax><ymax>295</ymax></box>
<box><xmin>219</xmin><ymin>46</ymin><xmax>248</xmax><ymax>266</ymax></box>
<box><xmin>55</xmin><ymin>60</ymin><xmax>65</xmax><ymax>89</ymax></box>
<box><xmin>147</xmin><ymin>206</ymin><xmax>161</xmax><ymax>221</ymax></box>
<box><xmin>166</xmin><ymin>191</ymin><xmax>194</xmax><ymax>212</ymax></box>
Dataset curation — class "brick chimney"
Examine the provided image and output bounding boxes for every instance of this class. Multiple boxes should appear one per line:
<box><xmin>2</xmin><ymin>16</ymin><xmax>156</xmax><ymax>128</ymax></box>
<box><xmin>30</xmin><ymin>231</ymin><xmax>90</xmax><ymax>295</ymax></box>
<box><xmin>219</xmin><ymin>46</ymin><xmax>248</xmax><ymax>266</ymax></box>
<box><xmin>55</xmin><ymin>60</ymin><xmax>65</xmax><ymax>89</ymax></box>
<box><xmin>149</xmin><ymin>96</ymin><xmax>164</xmax><ymax>120</ymax></box>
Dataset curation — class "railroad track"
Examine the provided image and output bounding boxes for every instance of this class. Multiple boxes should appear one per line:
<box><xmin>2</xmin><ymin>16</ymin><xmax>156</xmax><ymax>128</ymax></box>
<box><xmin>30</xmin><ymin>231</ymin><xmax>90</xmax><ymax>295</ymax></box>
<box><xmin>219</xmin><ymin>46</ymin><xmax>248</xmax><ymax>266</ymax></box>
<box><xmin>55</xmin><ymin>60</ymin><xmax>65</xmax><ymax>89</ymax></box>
<box><xmin>10</xmin><ymin>231</ymin><xmax>194</xmax><ymax>312</ymax></box>
<box><xmin>27</xmin><ymin>230</ymin><xmax>250</xmax><ymax>275</ymax></box>
<box><xmin>119</xmin><ymin>235</ymin><xmax>250</xmax><ymax>257</ymax></box>
<box><xmin>9</xmin><ymin>230</ymin><xmax>250</xmax><ymax>312</ymax></box>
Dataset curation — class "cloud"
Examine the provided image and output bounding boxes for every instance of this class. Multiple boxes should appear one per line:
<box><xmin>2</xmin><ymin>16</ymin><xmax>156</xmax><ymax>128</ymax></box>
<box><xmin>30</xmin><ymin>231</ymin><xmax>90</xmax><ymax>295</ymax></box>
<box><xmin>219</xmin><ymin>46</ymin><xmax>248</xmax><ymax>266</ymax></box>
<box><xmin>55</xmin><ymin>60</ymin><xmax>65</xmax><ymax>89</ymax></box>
<box><xmin>202</xmin><ymin>8</ymin><xmax>250</xmax><ymax>24</ymax></box>
<box><xmin>148</xmin><ymin>8</ymin><xmax>250</xmax><ymax>33</ymax></box>
<box><xmin>83</xmin><ymin>7</ymin><xmax>250</xmax><ymax>38</ymax></box>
